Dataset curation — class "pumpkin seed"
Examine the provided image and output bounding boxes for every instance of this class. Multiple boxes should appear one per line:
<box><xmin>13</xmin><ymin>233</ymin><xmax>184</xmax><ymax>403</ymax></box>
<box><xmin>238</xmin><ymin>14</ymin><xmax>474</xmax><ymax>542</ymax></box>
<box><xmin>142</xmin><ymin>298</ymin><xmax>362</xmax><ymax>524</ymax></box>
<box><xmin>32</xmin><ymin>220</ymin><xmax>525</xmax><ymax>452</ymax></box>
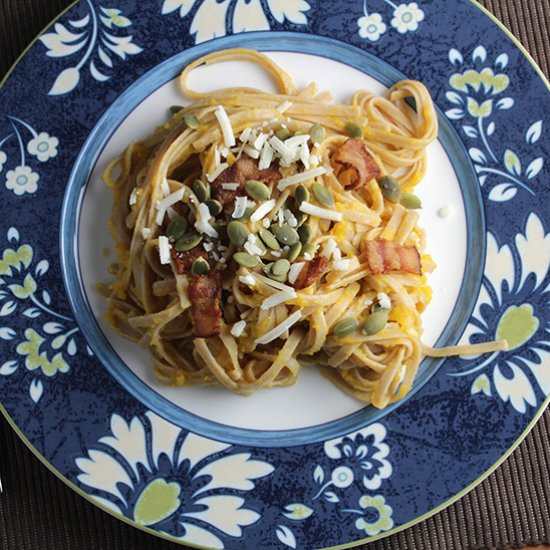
<box><xmin>295</xmin><ymin>184</ymin><xmax>309</xmax><ymax>205</ymax></box>
<box><xmin>287</xmin><ymin>242</ymin><xmax>302</xmax><ymax>262</ymax></box>
<box><xmin>297</xmin><ymin>224</ymin><xmax>312</xmax><ymax>245</ymax></box>
<box><xmin>183</xmin><ymin>114</ymin><xmax>200</xmax><ymax>129</ymax></box>
<box><xmin>193</xmin><ymin>179</ymin><xmax>210</xmax><ymax>202</ymax></box>
<box><xmin>275</xmin><ymin>128</ymin><xmax>291</xmax><ymax>141</ymax></box>
<box><xmin>378</xmin><ymin>175</ymin><xmax>402</xmax><ymax>204</ymax></box>
<box><xmin>296</xmin><ymin>212</ymin><xmax>308</xmax><ymax>227</ymax></box>
<box><xmin>258</xmin><ymin>228</ymin><xmax>281</xmax><ymax>251</ymax></box>
<box><xmin>191</xmin><ymin>257</ymin><xmax>210</xmax><ymax>275</ymax></box>
<box><xmin>174</xmin><ymin>232</ymin><xmax>202</xmax><ymax>252</ymax></box>
<box><xmin>400</xmin><ymin>192</ymin><xmax>422</xmax><ymax>210</ymax></box>
<box><xmin>271</xmin><ymin>224</ymin><xmax>300</xmax><ymax>246</ymax></box>
<box><xmin>166</xmin><ymin>216</ymin><xmax>188</xmax><ymax>241</ymax></box>
<box><xmin>263</xmin><ymin>263</ymin><xmax>288</xmax><ymax>283</ymax></box>
<box><xmin>333</xmin><ymin>317</ymin><xmax>359</xmax><ymax>337</ymax></box>
<box><xmin>234</xmin><ymin>252</ymin><xmax>260</xmax><ymax>268</ymax></box>
<box><xmin>363</xmin><ymin>310</ymin><xmax>389</xmax><ymax>335</ymax></box>
<box><xmin>272</xmin><ymin>259</ymin><xmax>291</xmax><ymax>277</ymax></box>
<box><xmin>205</xmin><ymin>199</ymin><xmax>223</xmax><ymax>216</ymax></box>
<box><xmin>170</xmin><ymin>105</ymin><xmax>184</xmax><ymax>114</ymax></box>
<box><xmin>245</xmin><ymin>179</ymin><xmax>271</xmax><ymax>201</ymax></box>
<box><xmin>345</xmin><ymin>122</ymin><xmax>364</xmax><ymax>138</ymax></box>
<box><xmin>227</xmin><ymin>221</ymin><xmax>250</xmax><ymax>247</ymax></box>
<box><xmin>312</xmin><ymin>182</ymin><xmax>334</xmax><ymax>207</ymax></box>
<box><xmin>309</xmin><ymin>123</ymin><xmax>325</xmax><ymax>144</ymax></box>
<box><xmin>301</xmin><ymin>243</ymin><xmax>316</xmax><ymax>257</ymax></box>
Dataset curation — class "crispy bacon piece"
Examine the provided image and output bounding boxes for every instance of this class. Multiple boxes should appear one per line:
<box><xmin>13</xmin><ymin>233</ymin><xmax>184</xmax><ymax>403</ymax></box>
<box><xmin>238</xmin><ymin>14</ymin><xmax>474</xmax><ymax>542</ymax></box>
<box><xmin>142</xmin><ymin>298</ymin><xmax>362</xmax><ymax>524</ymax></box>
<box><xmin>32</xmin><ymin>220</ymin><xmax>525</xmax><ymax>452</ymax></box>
<box><xmin>292</xmin><ymin>257</ymin><xmax>328</xmax><ymax>290</ymax></box>
<box><xmin>331</xmin><ymin>138</ymin><xmax>381</xmax><ymax>190</ymax></box>
<box><xmin>188</xmin><ymin>270</ymin><xmax>222</xmax><ymax>337</ymax></box>
<box><xmin>211</xmin><ymin>156</ymin><xmax>281</xmax><ymax>210</ymax></box>
<box><xmin>171</xmin><ymin>248</ymin><xmax>210</xmax><ymax>275</ymax></box>
<box><xmin>363</xmin><ymin>239</ymin><xmax>422</xmax><ymax>275</ymax></box>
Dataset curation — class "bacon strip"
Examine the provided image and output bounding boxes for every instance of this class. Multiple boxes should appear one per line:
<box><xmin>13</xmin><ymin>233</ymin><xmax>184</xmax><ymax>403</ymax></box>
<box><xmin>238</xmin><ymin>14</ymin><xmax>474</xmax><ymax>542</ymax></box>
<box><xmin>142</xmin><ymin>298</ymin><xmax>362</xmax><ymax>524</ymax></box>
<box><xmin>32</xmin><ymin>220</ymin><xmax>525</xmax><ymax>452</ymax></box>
<box><xmin>171</xmin><ymin>248</ymin><xmax>210</xmax><ymax>275</ymax></box>
<box><xmin>292</xmin><ymin>257</ymin><xmax>328</xmax><ymax>290</ymax></box>
<box><xmin>363</xmin><ymin>239</ymin><xmax>422</xmax><ymax>275</ymax></box>
<box><xmin>211</xmin><ymin>156</ymin><xmax>281</xmax><ymax>211</ymax></box>
<box><xmin>188</xmin><ymin>270</ymin><xmax>222</xmax><ymax>337</ymax></box>
<box><xmin>331</xmin><ymin>138</ymin><xmax>381</xmax><ymax>190</ymax></box>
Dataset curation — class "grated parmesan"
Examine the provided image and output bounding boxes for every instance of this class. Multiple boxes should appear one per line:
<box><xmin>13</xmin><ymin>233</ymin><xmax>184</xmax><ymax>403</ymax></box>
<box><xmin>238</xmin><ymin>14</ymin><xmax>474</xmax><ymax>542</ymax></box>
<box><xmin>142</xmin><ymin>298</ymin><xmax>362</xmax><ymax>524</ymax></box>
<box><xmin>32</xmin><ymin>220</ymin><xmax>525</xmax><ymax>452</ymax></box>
<box><xmin>258</xmin><ymin>141</ymin><xmax>273</xmax><ymax>170</ymax></box>
<box><xmin>243</xmin><ymin>145</ymin><xmax>260</xmax><ymax>159</ymax></box>
<box><xmin>261</xmin><ymin>288</ymin><xmax>297</xmax><ymax>310</ymax></box>
<box><xmin>299</xmin><ymin>201</ymin><xmax>343</xmax><ymax>222</ymax></box>
<box><xmin>141</xmin><ymin>227</ymin><xmax>152</xmax><ymax>239</ymax></box>
<box><xmin>155</xmin><ymin>188</ymin><xmax>186</xmax><ymax>225</ymax></box>
<box><xmin>232</xmin><ymin>196</ymin><xmax>248</xmax><ymax>219</ymax></box>
<box><xmin>129</xmin><ymin>188</ymin><xmax>138</xmax><ymax>205</ymax></box>
<box><xmin>231</xmin><ymin>320</ymin><xmax>246</xmax><ymax>337</ymax></box>
<box><xmin>288</xmin><ymin>262</ymin><xmax>305</xmax><ymax>285</ymax></box>
<box><xmin>221</xmin><ymin>182</ymin><xmax>240</xmax><ymax>191</ymax></box>
<box><xmin>214</xmin><ymin>105</ymin><xmax>236</xmax><ymax>147</ymax></box>
<box><xmin>244</xmin><ymin>234</ymin><xmax>264</xmax><ymax>256</ymax></box>
<box><xmin>333</xmin><ymin>259</ymin><xmax>351</xmax><ymax>271</ymax></box>
<box><xmin>277</xmin><ymin>167</ymin><xmax>327</xmax><ymax>190</ymax></box>
<box><xmin>377</xmin><ymin>292</ymin><xmax>392</xmax><ymax>310</ymax></box>
<box><xmin>250</xmin><ymin>199</ymin><xmax>277</xmax><ymax>223</ymax></box>
<box><xmin>194</xmin><ymin>203</ymin><xmax>218</xmax><ymax>238</ymax></box>
<box><xmin>158</xmin><ymin>236</ymin><xmax>171</xmax><ymax>265</ymax></box>
<box><xmin>239</xmin><ymin>274</ymin><xmax>256</xmax><ymax>286</ymax></box>
<box><xmin>255</xmin><ymin>310</ymin><xmax>302</xmax><ymax>345</ymax></box>
<box><xmin>254</xmin><ymin>273</ymin><xmax>295</xmax><ymax>292</ymax></box>
<box><xmin>253</xmin><ymin>132</ymin><xmax>269</xmax><ymax>151</ymax></box>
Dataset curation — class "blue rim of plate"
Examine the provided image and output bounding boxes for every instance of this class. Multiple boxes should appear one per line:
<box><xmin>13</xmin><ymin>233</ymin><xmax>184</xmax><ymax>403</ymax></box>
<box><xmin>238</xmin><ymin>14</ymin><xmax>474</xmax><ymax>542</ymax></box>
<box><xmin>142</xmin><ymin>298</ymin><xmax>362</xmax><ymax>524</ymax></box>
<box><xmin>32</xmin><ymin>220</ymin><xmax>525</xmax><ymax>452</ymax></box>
<box><xmin>60</xmin><ymin>32</ymin><xmax>485</xmax><ymax>447</ymax></box>
<box><xmin>0</xmin><ymin>1</ymin><xmax>549</xmax><ymax>549</ymax></box>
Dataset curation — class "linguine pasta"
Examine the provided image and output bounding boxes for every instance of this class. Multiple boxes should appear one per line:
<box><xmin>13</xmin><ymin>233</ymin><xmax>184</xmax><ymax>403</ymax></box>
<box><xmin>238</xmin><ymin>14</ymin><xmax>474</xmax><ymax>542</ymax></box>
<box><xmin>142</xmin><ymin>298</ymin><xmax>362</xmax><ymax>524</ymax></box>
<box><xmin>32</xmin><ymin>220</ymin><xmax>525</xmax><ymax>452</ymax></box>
<box><xmin>102</xmin><ymin>49</ymin><xmax>506</xmax><ymax>409</ymax></box>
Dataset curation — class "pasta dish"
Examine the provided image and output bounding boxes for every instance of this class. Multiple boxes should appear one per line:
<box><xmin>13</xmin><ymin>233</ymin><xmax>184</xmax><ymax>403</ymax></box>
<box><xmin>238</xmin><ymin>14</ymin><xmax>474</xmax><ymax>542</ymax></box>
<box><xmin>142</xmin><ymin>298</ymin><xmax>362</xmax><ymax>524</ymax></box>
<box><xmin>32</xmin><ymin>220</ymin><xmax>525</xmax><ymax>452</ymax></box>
<box><xmin>103</xmin><ymin>49</ymin><xmax>506</xmax><ymax>409</ymax></box>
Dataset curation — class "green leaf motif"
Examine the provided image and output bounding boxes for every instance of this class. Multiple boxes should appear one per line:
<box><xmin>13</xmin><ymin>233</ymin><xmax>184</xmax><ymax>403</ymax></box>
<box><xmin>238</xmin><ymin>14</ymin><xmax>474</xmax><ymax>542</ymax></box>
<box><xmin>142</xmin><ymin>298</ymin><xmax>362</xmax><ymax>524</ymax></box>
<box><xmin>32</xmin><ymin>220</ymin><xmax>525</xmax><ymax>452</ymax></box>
<box><xmin>133</xmin><ymin>479</ymin><xmax>181</xmax><ymax>526</ymax></box>
<box><xmin>16</xmin><ymin>328</ymin><xmax>70</xmax><ymax>377</ymax></box>
<box><xmin>0</xmin><ymin>245</ymin><xmax>33</xmax><ymax>276</ymax></box>
<box><xmin>450</xmin><ymin>68</ymin><xmax>509</xmax><ymax>94</ymax></box>
<box><xmin>471</xmin><ymin>374</ymin><xmax>492</xmax><ymax>396</ymax></box>
<box><xmin>504</xmin><ymin>150</ymin><xmax>522</xmax><ymax>176</ymax></box>
<box><xmin>8</xmin><ymin>273</ymin><xmax>37</xmax><ymax>299</ymax></box>
<box><xmin>496</xmin><ymin>304</ymin><xmax>539</xmax><ymax>350</ymax></box>
<box><xmin>467</xmin><ymin>97</ymin><xmax>492</xmax><ymax>118</ymax></box>
<box><xmin>283</xmin><ymin>503</ymin><xmax>314</xmax><ymax>521</ymax></box>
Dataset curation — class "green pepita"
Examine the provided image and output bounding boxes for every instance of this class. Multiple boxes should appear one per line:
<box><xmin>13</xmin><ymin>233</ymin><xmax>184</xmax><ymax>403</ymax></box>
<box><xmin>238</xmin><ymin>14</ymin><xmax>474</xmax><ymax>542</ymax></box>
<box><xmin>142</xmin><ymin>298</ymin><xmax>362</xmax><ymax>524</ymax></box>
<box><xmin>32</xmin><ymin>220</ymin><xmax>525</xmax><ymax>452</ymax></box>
<box><xmin>245</xmin><ymin>179</ymin><xmax>271</xmax><ymax>201</ymax></box>
<box><xmin>191</xmin><ymin>257</ymin><xmax>210</xmax><ymax>275</ymax></box>
<box><xmin>333</xmin><ymin>317</ymin><xmax>359</xmax><ymax>337</ymax></box>
<box><xmin>183</xmin><ymin>114</ymin><xmax>200</xmax><ymax>129</ymax></box>
<box><xmin>312</xmin><ymin>182</ymin><xmax>334</xmax><ymax>207</ymax></box>
<box><xmin>287</xmin><ymin>242</ymin><xmax>302</xmax><ymax>262</ymax></box>
<box><xmin>309</xmin><ymin>123</ymin><xmax>325</xmax><ymax>145</ymax></box>
<box><xmin>271</xmin><ymin>224</ymin><xmax>300</xmax><ymax>246</ymax></box>
<box><xmin>170</xmin><ymin>105</ymin><xmax>184</xmax><ymax>114</ymax></box>
<box><xmin>227</xmin><ymin>221</ymin><xmax>250</xmax><ymax>247</ymax></box>
<box><xmin>272</xmin><ymin>259</ymin><xmax>291</xmax><ymax>277</ymax></box>
<box><xmin>400</xmin><ymin>192</ymin><xmax>422</xmax><ymax>210</ymax></box>
<box><xmin>263</xmin><ymin>263</ymin><xmax>288</xmax><ymax>283</ymax></box>
<box><xmin>296</xmin><ymin>212</ymin><xmax>308</xmax><ymax>227</ymax></box>
<box><xmin>258</xmin><ymin>228</ymin><xmax>281</xmax><ymax>251</ymax></box>
<box><xmin>297</xmin><ymin>224</ymin><xmax>312</xmax><ymax>245</ymax></box>
<box><xmin>193</xmin><ymin>179</ymin><xmax>210</xmax><ymax>203</ymax></box>
<box><xmin>378</xmin><ymin>175</ymin><xmax>402</xmax><ymax>204</ymax></box>
<box><xmin>275</xmin><ymin>128</ymin><xmax>291</xmax><ymax>141</ymax></box>
<box><xmin>234</xmin><ymin>252</ymin><xmax>260</xmax><ymax>268</ymax></box>
<box><xmin>301</xmin><ymin>243</ymin><xmax>316</xmax><ymax>257</ymax></box>
<box><xmin>363</xmin><ymin>310</ymin><xmax>389</xmax><ymax>335</ymax></box>
<box><xmin>205</xmin><ymin>199</ymin><xmax>223</xmax><ymax>217</ymax></box>
<box><xmin>295</xmin><ymin>184</ymin><xmax>309</xmax><ymax>205</ymax></box>
<box><xmin>345</xmin><ymin>122</ymin><xmax>364</xmax><ymax>138</ymax></box>
<box><xmin>166</xmin><ymin>216</ymin><xmax>188</xmax><ymax>241</ymax></box>
<box><xmin>174</xmin><ymin>232</ymin><xmax>202</xmax><ymax>252</ymax></box>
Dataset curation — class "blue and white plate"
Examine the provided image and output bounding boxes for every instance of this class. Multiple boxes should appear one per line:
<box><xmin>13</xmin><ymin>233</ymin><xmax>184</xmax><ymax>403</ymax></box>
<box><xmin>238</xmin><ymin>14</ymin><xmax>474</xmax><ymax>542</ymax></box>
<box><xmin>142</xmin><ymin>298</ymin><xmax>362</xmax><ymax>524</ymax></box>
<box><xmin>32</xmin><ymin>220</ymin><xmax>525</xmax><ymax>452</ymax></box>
<box><xmin>1</xmin><ymin>1</ymin><xmax>549</xmax><ymax>548</ymax></box>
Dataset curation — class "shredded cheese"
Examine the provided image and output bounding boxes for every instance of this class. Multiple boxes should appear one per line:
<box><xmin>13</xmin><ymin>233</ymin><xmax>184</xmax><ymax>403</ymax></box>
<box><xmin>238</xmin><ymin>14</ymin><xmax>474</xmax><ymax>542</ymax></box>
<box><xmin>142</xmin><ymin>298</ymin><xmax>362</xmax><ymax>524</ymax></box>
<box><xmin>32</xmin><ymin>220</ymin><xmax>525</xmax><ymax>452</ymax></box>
<box><xmin>258</xmin><ymin>141</ymin><xmax>273</xmax><ymax>170</ymax></box>
<box><xmin>261</xmin><ymin>288</ymin><xmax>297</xmax><ymax>310</ymax></box>
<box><xmin>244</xmin><ymin>234</ymin><xmax>264</xmax><ymax>256</ymax></box>
<box><xmin>250</xmin><ymin>199</ymin><xmax>276</xmax><ymax>223</ymax></box>
<box><xmin>214</xmin><ymin>105</ymin><xmax>236</xmax><ymax>147</ymax></box>
<box><xmin>232</xmin><ymin>196</ymin><xmax>248</xmax><ymax>219</ymax></box>
<box><xmin>155</xmin><ymin>188</ymin><xmax>186</xmax><ymax>225</ymax></box>
<box><xmin>194</xmin><ymin>203</ymin><xmax>218</xmax><ymax>238</ymax></box>
<box><xmin>277</xmin><ymin>167</ymin><xmax>327</xmax><ymax>190</ymax></box>
<box><xmin>299</xmin><ymin>201</ymin><xmax>343</xmax><ymax>222</ymax></box>
<box><xmin>231</xmin><ymin>320</ymin><xmax>246</xmax><ymax>337</ymax></box>
<box><xmin>129</xmin><ymin>188</ymin><xmax>138</xmax><ymax>205</ymax></box>
<box><xmin>255</xmin><ymin>310</ymin><xmax>302</xmax><ymax>345</ymax></box>
<box><xmin>141</xmin><ymin>227</ymin><xmax>152</xmax><ymax>239</ymax></box>
<box><xmin>239</xmin><ymin>274</ymin><xmax>256</xmax><ymax>286</ymax></box>
<box><xmin>377</xmin><ymin>292</ymin><xmax>392</xmax><ymax>310</ymax></box>
<box><xmin>221</xmin><ymin>182</ymin><xmax>240</xmax><ymax>190</ymax></box>
<box><xmin>158</xmin><ymin>236</ymin><xmax>171</xmax><ymax>265</ymax></box>
<box><xmin>243</xmin><ymin>145</ymin><xmax>260</xmax><ymax>159</ymax></box>
<box><xmin>288</xmin><ymin>262</ymin><xmax>305</xmax><ymax>285</ymax></box>
<box><xmin>333</xmin><ymin>259</ymin><xmax>351</xmax><ymax>271</ymax></box>
<box><xmin>254</xmin><ymin>273</ymin><xmax>295</xmax><ymax>292</ymax></box>
<box><xmin>206</xmin><ymin>163</ymin><xmax>229</xmax><ymax>182</ymax></box>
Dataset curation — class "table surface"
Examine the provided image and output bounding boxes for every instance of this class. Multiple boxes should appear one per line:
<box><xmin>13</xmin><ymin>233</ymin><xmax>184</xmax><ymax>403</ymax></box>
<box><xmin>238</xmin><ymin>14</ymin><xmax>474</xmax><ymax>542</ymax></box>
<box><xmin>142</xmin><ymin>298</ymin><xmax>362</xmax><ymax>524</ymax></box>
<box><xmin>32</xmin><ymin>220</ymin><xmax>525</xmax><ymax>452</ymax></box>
<box><xmin>1</xmin><ymin>1</ymin><xmax>550</xmax><ymax>549</ymax></box>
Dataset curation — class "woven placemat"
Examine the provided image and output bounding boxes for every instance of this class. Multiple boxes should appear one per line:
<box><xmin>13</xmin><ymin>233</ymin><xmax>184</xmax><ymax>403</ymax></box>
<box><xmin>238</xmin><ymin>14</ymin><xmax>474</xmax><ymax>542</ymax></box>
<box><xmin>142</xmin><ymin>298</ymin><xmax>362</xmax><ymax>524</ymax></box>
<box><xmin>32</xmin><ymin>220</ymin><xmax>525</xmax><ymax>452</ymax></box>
<box><xmin>1</xmin><ymin>1</ymin><xmax>549</xmax><ymax>549</ymax></box>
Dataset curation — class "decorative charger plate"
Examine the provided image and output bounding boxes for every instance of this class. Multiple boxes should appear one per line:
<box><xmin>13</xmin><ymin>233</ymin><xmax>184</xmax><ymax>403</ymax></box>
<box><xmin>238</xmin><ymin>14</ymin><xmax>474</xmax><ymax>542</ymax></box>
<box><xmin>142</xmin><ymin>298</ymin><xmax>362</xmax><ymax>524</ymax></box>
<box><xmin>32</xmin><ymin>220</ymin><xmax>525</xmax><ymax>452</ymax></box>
<box><xmin>1</xmin><ymin>0</ymin><xmax>549</xmax><ymax>548</ymax></box>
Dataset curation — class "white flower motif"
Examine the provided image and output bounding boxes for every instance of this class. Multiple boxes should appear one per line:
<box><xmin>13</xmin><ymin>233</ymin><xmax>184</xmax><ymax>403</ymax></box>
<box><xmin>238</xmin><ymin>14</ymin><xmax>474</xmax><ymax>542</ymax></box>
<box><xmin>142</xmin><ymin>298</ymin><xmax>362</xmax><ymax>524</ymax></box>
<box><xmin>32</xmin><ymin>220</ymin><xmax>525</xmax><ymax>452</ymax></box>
<box><xmin>76</xmin><ymin>412</ymin><xmax>274</xmax><ymax>547</ymax></box>
<box><xmin>391</xmin><ymin>2</ymin><xmax>425</xmax><ymax>34</ymax></box>
<box><xmin>358</xmin><ymin>13</ymin><xmax>387</xmax><ymax>42</ymax></box>
<box><xmin>100</xmin><ymin>8</ymin><xmax>132</xmax><ymax>28</ymax></box>
<box><xmin>27</xmin><ymin>132</ymin><xmax>59</xmax><ymax>162</ymax></box>
<box><xmin>452</xmin><ymin>214</ymin><xmax>550</xmax><ymax>413</ymax></box>
<box><xmin>0</xmin><ymin>151</ymin><xmax>6</xmax><ymax>172</ymax></box>
<box><xmin>5</xmin><ymin>165</ymin><xmax>39</xmax><ymax>196</ymax></box>
<box><xmin>324</xmin><ymin>423</ymin><xmax>392</xmax><ymax>490</ymax></box>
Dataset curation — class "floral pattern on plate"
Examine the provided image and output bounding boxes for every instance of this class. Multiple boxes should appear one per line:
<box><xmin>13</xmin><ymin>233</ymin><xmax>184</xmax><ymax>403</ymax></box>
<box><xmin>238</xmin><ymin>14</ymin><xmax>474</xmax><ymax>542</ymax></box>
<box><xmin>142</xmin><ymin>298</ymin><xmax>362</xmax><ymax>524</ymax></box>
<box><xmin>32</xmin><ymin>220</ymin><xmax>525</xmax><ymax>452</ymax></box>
<box><xmin>450</xmin><ymin>213</ymin><xmax>550</xmax><ymax>413</ymax></box>
<box><xmin>76</xmin><ymin>411</ymin><xmax>274</xmax><ymax>549</ymax></box>
<box><xmin>358</xmin><ymin>1</ymin><xmax>425</xmax><ymax>42</ymax></box>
